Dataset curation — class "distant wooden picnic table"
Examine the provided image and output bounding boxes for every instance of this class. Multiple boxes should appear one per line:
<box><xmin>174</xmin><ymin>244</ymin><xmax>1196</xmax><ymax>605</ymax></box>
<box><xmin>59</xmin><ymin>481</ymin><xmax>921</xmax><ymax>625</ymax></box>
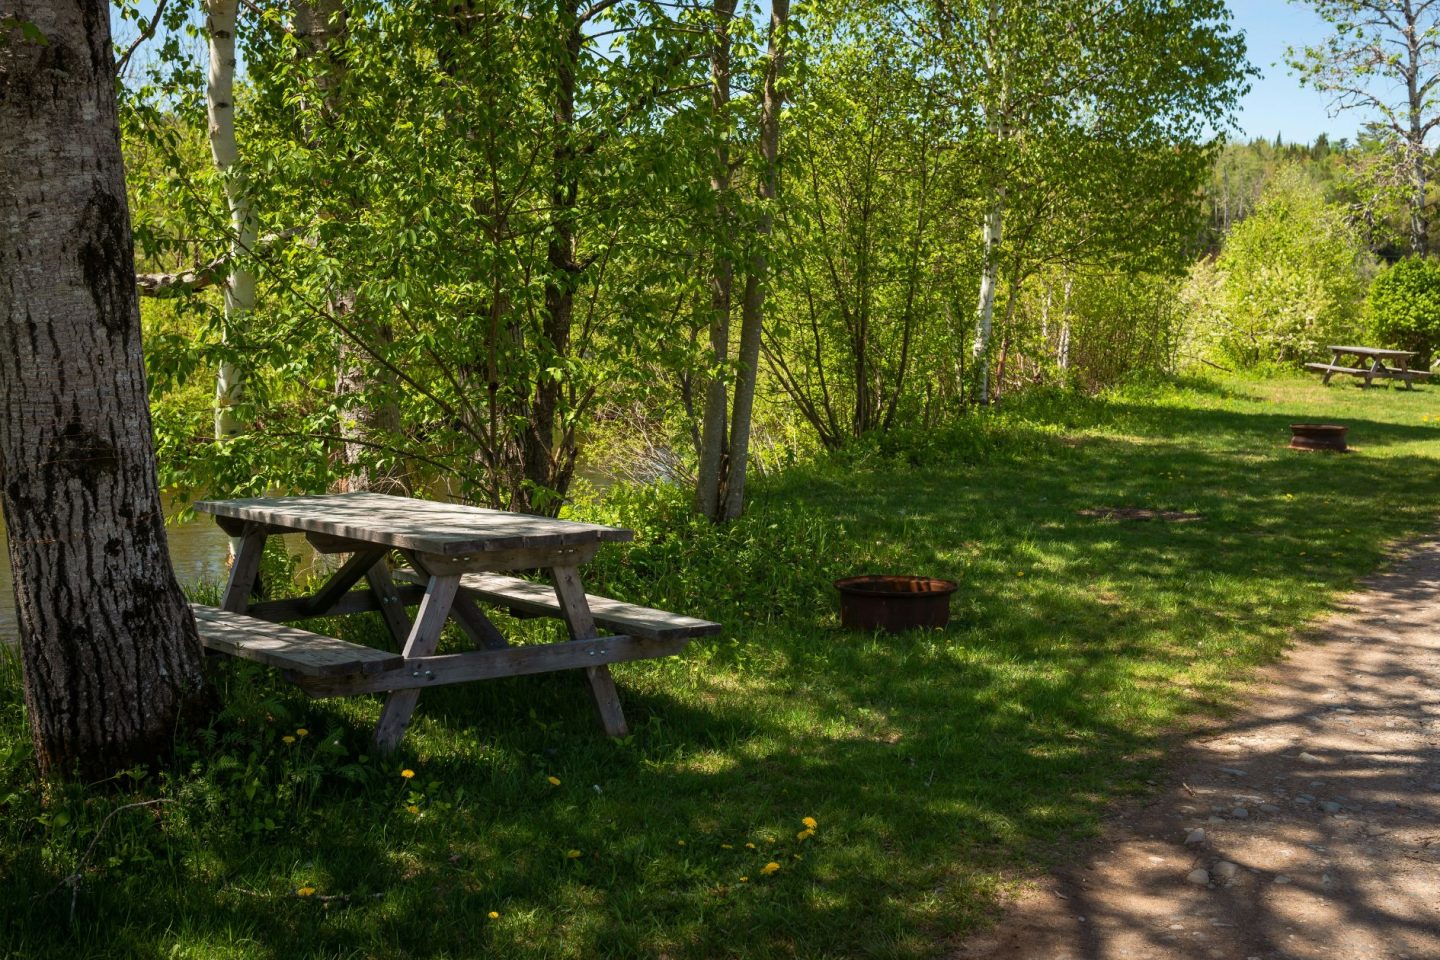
<box><xmin>1306</xmin><ymin>345</ymin><xmax>1432</xmax><ymax>389</ymax></box>
<box><xmin>190</xmin><ymin>492</ymin><xmax>719</xmax><ymax>751</ymax></box>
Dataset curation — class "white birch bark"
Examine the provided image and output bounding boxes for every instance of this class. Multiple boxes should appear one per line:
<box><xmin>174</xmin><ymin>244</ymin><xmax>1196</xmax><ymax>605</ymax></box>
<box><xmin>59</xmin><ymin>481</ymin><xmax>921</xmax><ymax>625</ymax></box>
<box><xmin>1058</xmin><ymin>272</ymin><xmax>1073</xmax><ymax>371</ymax></box>
<box><xmin>205</xmin><ymin>0</ymin><xmax>255</xmax><ymax>441</ymax></box>
<box><xmin>972</xmin><ymin>189</ymin><xmax>1003</xmax><ymax>404</ymax></box>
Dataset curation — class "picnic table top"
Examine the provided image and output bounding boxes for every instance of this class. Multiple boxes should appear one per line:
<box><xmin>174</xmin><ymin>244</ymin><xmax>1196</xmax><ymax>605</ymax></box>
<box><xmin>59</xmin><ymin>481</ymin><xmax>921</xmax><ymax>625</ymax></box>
<box><xmin>195</xmin><ymin>492</ymin><xmax>633</xmax><ymax>557</ymax></box>
<box><xmin>1328</xmin><ymin>345</ymin><xmax>1417</xmax><ymax>359</ymax></box>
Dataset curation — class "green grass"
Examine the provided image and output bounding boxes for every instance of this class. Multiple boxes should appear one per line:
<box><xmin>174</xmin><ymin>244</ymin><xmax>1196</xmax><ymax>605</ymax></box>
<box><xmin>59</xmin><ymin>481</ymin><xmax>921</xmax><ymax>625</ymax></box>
<box><xmin>3</xmin><ymin>374</ymin><xmax>1440</xmax><ymax>960</ymax></box>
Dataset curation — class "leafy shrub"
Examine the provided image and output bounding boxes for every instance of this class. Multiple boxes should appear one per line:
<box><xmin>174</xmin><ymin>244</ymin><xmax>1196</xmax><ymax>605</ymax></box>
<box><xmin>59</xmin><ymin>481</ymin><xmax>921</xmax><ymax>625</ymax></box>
<box><xmin>1186</xmin><ymin>166</ymin><xmax>1373</xmax><ymax>367</ymax></box>
<box><xmin>1366</xmin><ymin>256</ymin><xmax>1440</xmax><ymax>364</ymax></box>
<box><xmin>568</xmin><ymin>482</ymin><xmax>848</xmax><ymax>658</ymax></box>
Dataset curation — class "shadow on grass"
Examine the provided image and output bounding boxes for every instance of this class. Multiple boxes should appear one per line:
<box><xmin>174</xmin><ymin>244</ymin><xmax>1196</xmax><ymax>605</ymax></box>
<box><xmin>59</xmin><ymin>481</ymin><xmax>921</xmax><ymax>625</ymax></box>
<box><xmin>2</xmin><ymin>387</ymin><xmax>1440</xmax><ymax>959</ymax></box>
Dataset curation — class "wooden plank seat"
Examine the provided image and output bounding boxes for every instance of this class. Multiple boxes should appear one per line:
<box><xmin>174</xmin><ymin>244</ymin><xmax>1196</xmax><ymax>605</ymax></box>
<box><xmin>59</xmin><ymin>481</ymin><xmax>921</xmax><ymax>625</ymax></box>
<box><xmin>1305</xmin><ymin>362</ymin><xmax>1370</xmax><ymax>376</ymax></box>
<box><xmin>393</xmin><ymin>570</ymin><xmax>720</xmax><ymax>642</ymax></box>
<box><xmin>191</xmin><ymin>604</ymin><xmax>403</xmax><ymax>678</ymax></box>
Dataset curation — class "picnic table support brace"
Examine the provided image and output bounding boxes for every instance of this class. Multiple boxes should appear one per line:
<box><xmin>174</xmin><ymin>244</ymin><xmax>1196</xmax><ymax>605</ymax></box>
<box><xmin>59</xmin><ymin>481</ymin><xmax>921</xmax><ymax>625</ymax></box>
<box><xmin>551</xmin><ymin>564</ymin><xmax>629</xmax><ymax>737</ymax></box>
<box><xmin>363</xmin><ymin>559</ymin><xmax>413</xmax><ymax>646</ymax></box>
<box><xmin>373</xmin><ymin>572</ymin><xmax>460</xmax><ymax>752</ymax></box>
<box><xmin>220</xmin><ymin>524</ymin><xmax>267</xmax><ymax>614</ymax></box>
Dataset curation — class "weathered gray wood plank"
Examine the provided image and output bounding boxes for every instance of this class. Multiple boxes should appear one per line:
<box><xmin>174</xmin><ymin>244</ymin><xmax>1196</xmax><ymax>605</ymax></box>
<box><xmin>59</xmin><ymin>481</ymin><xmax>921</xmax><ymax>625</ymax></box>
<box><xmin>196</xmin><ymin>492</ymin><xmax>632</xmax><ymax>556</ymax></box>
<box><xmin>220</xmin><ymin>525</ymin><xmax>266</xmax><ymax>614</ymax></box>
<box><xmin>373</xmin><ymin>573</ymin><xmax>460</xmax><ymax>752</ymax></box>
<box><xmin>552</xmin><ymin>564</ymin><xmax>628</xmax><ymax>737</ymax></box>
<box><xmin>191</xmin><ymin>604</ymin><xmax>402</xmax><ymax>677</ymax></box>
<box><xmin>304</xmin><ymin>548</ymin><xmax>389</xmax><ymax>615</ymax></box>
<box><xmin>296</xmin><ymin>634</ymin><xmax>688</xmax><ymax>697</ymax></box>
<box><xmin>392</xmin><ymin>570</ymin><xmax>720</xmax><ymax>641</ymax></box>
<box><xmin>243</xmin><ymin>583</ymin><xmax>426</xmax><ymax>623</ymax></box>
<box><xmin>364</xmin><ymin>560</ymin><xmax>413</xmax><ymax>646</ymax></box>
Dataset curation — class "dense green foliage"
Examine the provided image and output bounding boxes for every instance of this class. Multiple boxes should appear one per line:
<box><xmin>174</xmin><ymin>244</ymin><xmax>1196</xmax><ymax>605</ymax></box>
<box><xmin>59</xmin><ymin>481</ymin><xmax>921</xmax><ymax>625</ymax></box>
<box><xmin>1366</xmin><ymin>256</ymin><xmax>1440</xmax><ymax>364</ymax></box>
<box><xmin>111</xmin><ymin>0</ymin><xmax>1249</xmax><ymax>505</ymax></box>
<box><xmin>1185</xmin><ymin>166</ymin><xmax>1373</xmax><ymax>367</ymax></box>
<box><xmin>5</xmin><ymin>374</ymin><xmax>1440</xmax><ymax>957</ymax></box>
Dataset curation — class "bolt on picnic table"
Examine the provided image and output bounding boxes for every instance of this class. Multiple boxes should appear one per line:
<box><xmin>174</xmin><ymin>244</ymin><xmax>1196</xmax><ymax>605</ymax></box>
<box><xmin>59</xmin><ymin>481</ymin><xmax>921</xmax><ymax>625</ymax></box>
<box><xmin>1305</xmin><ymin>345</ymin><xmax>1433</xmax><ymax>389</ymax></box>
<box><xmin>189</xmin><ymin>492</ymin><xmax>719</xmax><ymax>751</ymax></box>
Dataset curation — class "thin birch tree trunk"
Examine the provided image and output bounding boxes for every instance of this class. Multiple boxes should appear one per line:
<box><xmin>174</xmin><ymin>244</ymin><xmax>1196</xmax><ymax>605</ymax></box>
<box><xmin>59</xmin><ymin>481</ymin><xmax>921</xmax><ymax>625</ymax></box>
<box><xmin>972</xmin><ymin>189</ymin><xmax>1003</xmax><ymax>405</ymax></box>
<box><xmin>722</xmin><ymin>0</ymin><xmax>788</xmax><ymax>521</ymax></box>
<box><xmin>695</xmin><ymin>0</ymin><xmax>736</xmax><ymax>520</ymax></box>
<box><xmin>204</xmin><ymin>0</ymin><xmax>255</xmax><ymax>442</ymax></box>
<box><xmin>1057</xmin><ymin>271</ymin><xmax>1074</xmax><ymax>371</ymax></box>
<box><xmin>0</xmin><ymin>0</ymin><xmax>210</xmax><ymax>778</ymax></box>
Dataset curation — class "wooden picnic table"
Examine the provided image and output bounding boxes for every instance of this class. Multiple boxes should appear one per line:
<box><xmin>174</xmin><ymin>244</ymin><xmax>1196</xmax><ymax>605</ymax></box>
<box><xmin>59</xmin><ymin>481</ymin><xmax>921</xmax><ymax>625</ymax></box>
<box><xmin>1305</xmin><ymin>345</ymin><xmax>1432</xmax><ymax>389</ymax></box>
<box><xmin>191</xmin><ymin>492</ymin><xmax>718</xmax><ymax>751</ymax></box>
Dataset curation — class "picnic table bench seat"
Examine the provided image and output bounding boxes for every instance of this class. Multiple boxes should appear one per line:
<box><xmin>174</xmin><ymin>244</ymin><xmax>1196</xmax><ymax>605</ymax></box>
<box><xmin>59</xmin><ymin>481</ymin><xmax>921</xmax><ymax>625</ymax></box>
<box><xmin>1304</xmin><ymin>362</ymin><xmax>1370</xmax><ymax>376</ymax></box>
<box><xmin>394</xmin><ymin>569</ymin><xmax>720</xmax><ymax>642</ymax></box>
<box><xmin>191</xmin><ymin>603</ymin><xmax>403</xmax><ymax>678</ymax></box>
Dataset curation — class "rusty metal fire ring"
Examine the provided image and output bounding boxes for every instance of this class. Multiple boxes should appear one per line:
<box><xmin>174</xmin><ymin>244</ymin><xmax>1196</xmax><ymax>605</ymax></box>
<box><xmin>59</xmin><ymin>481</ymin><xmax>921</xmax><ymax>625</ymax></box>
<box><xmin>835</xmin><ymin>575</ymin><xmax>958</xmax><ymax>633</ymax></box>
<box><xmin>1289</xmin><ymin>423</ymin><xmax>1349</xmax><ymax>452</ymax></box>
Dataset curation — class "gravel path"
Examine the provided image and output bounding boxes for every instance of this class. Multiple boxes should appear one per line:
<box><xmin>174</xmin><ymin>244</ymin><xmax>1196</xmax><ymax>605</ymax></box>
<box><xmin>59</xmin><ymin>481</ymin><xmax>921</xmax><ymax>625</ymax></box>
<box><xmin>952</xmin><ymin>540</ymin><xmax>1440</xmax><ymax>960</ymax></box>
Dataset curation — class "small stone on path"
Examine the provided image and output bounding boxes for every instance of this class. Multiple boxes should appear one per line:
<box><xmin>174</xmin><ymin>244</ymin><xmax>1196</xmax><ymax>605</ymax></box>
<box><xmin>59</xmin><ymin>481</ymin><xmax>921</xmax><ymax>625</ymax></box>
<box><xmin>1185</xmin><ymin>828</ymin><xmax>1206</xmax><ymax>845</ymax></box>
<box><xmin>1320</xmin><ymin>801</ymin><xmax>1343</xmax><ymax>814</ymax></box>
<box><xmin>1186</xmin><ymin>868</ymin><xmax>1210</xmax><ymax>886</ymax></box>
<box><xmin>1230</xmin><ymin>806</ymin><xmax>1249</xmax><ymax>818</ymax></box>
<box><xmin>1298</xmin><ymin>752</ymin><xmax>1324</xmax><ymax>764</ymax></box>
<box><xmin>1212</xmin><ymin>861</ymin><xmax>1239</xmax><ymax>881</ymax></box>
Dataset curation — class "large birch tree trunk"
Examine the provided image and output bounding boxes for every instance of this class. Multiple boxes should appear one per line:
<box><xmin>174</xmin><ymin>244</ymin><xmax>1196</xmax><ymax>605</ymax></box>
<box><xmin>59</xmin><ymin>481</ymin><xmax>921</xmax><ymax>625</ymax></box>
<box><xmin>0</xmin><ymin>0</ymin><xmax>209</xmax><ymax>778</ymax></box>
<box><xmin>721</xmin><ymin>0</ymin><xmax>788</xmax><ymax>522</ymax></box>
<box><xmin>204</xmin><ymin>0</ymin><xmax>255</xmax><ymax>441</ymax></box>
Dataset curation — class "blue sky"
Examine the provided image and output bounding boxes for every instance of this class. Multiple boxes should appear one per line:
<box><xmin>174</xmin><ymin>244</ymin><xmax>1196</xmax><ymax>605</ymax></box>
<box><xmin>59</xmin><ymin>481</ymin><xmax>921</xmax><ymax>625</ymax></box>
<box><xmin>1228</xmin><ymin>0</ymin><xmax>1373</xmax><ymax>144</ymax></box>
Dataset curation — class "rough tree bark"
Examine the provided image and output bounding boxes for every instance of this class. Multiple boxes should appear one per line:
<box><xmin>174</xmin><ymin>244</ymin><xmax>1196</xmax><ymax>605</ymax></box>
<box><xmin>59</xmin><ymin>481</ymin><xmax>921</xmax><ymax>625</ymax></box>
<box><xmin>204</xmin><ymin>0</ymin><xmax>256</xmax><ymax>441</ymax></box>
<box><xmin>0</xmin><ymin>0</ymin><xmax>209</xmax><ymax>778</ymax></box>
<box><xmin>721</xmin><ymin>0</ymin><xmax>788</xmax><ymax>522</ymax></box>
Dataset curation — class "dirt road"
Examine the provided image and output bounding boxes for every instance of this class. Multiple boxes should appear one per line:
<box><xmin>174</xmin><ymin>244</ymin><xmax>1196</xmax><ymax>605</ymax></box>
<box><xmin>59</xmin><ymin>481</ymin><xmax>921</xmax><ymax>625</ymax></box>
<box><xmin>953</xmin><ymin>540</ymin><xmax>1440</xmax><ymax>960</ymax></box>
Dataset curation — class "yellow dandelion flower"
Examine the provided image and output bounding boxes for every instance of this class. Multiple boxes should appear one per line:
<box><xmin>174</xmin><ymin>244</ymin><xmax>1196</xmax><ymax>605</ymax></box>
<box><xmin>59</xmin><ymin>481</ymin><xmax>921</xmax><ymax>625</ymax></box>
<box><xmin>407</xmin><ymin>804</ymin><xmax>420</xmax><ymax>815</ymax></box>
<box><xmin>296</xmin><ymin>728</ymin><xmax>309</xmax><ymax>738</ymax></box>
<box><xmin>802</xmin><ymin>816</ymin><xmax>817</xmax><ymax>830</ymax></box>
<box><xmin>721</xmin><ymin>844</ymin><xmax>733</xmax><ymax>850</ymax></box>
<box><xmin>745</xmin><ymin>842</ymin><xmax>756</xmax><ymax>849</ymax></box>
<box><xmin>547</xmin><ymin>776</ymin><xmax>561</xmax><ymax>786</ymax></box>
<box><xmin>566</xmin><ymin>849</ymin><xmax>581</xmax><ymax>859</ymax></box>
<box><xmin>761</xmin><ymin>861</ymin><xmax>780</xmax><ymax>875</ymax></box>
<box><xmin>282</xmin><ymin>735</ymin><xmax>295</xmax><ymax>744</ymax></box>
<box><xmin>739</xmin><ymin>876</ymin><xmax>749</xmax><ymax>883</ymax></box>
<box><xmin>400</xmin><ymin>768</ymin><xmax>415</xmax><ymax>779</ymax></box>
<box><xmin>796</xmin><ymin>829</ymin><xmax>813</xmax><ymax>841</ymax></box>
<box><xmin>297</xmin><ymin>886</ymin><xmax>316</xmax><ymax>897</ymax></box>
<box><xmin>677</xmin><ymin>839</ymin><xmax>686</xmax><ymax>847</ymax></box>
<box><xmin>488</xmin><ymin>911</ymin><xmax>500</xmax><ymax>920</ymax></box>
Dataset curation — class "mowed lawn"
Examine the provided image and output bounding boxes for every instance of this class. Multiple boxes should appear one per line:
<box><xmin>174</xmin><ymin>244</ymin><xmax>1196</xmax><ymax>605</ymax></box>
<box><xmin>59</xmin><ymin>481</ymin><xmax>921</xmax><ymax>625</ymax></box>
<box><xmin>3</xmin><ymin>375</ymin><xmax>1440</xmax><ymax>960</ymax></box>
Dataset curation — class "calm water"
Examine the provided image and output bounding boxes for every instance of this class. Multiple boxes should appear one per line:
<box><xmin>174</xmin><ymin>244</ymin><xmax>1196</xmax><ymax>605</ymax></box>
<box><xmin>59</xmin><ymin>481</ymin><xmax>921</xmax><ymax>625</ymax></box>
<box><xmin>0</xmin><ymin>501</ymin><xmax>324</xmax><ymax>643</ymax></box>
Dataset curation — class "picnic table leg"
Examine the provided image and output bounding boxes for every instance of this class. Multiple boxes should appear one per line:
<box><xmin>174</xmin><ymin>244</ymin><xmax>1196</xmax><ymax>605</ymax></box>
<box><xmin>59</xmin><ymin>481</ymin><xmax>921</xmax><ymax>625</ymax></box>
<box><xmin>220</xmin><ymin>523</ymin><xmax>267</xmax><ymax>614</ymax></box>
<box><xmin>1324</xmin><ymin>351</ymin><xmax>1340</xmax><ymax>385</ymax></box>
<box><xmin>551</xmin><ymin>565</ymin><xmax>629</xmax><ymax>738</ymax></box>
<box><xmin>373</xmin><ymin>573</ymin><xmax>460</xmax><ymax>753</ymax></box>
